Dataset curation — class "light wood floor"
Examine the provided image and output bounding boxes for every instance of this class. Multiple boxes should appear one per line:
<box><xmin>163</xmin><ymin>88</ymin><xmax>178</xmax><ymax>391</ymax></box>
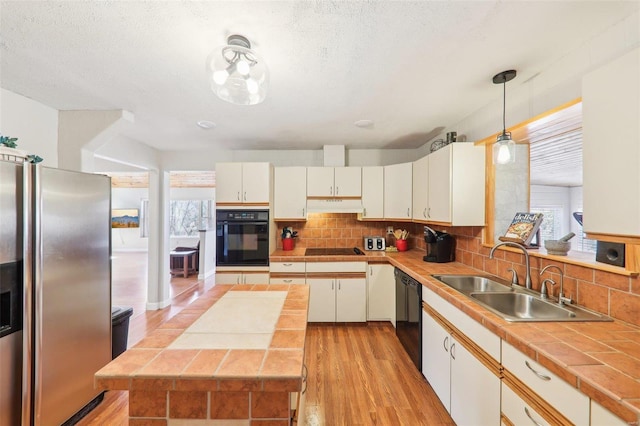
<box><xmin>78</xmin><ymin>254</ymin><xmax>454</xmax><ymax>425</ymax></box>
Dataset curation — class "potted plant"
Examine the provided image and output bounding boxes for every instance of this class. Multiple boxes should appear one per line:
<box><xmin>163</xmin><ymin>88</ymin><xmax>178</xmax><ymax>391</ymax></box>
<box><xmin>0</xmin><ymin>135</ymin><xmax>43</xmax><ymax>163</ymax></box>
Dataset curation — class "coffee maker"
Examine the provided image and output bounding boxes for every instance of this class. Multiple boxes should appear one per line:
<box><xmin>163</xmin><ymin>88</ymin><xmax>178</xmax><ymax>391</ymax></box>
<box><xmin>423</xmin><ymin>226</ymin><xmax>455</xmax><ymax>263</ymax></box>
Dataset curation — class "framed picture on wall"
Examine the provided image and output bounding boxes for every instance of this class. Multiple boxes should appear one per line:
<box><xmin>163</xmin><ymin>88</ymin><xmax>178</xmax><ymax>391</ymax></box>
<box><xmin>111</xmin><ymin>208</ymin><xmax>140</xmax><ymax>228</ymax></box>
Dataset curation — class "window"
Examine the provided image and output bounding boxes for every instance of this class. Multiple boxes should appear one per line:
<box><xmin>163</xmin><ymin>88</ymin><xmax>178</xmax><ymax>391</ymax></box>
<box><xmin>531</xmin><ymin>206</ymin><xmax>563</xmax><ymax>242</ymax></box>
<box><xmin>170</xmin><ymin>200</ymin><xmax>212</xmax><ymax>237</ymax></box>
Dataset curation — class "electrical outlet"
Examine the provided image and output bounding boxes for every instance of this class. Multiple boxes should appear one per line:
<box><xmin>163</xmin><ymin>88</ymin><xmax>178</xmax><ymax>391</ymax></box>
<box><xmin>387</xmin><ymin>226</ymin><xmax>394</xmax><ymax>234</ymax></box>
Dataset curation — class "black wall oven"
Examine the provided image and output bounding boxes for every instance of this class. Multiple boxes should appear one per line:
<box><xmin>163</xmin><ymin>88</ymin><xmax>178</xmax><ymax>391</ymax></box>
<box><xmin>216</xmin><ymin>209</ymin><xmax>269</xmax><ymax>267</ymax></box>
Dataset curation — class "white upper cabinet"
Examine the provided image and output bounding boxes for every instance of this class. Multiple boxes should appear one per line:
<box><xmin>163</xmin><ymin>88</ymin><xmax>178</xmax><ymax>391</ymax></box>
<box><xmin>412</xmin><ymin>144</ymin><xmax>485</xmax><ymax>226</ymax></box>
<box><xmin>583</xmin><ymin>47</ymin><xmax>640</xmax><ymax>238</ymax></box>
<box><xmin>307</xmin><ymin>167</ymin><xmax>361</xmax><ymax>198</ymax></box>
<box><xmin>412</xmin><ymin>156</ymin><xmax>429</xmax><ymax>220</ymax></box>
<box><xmin>384</xmin><ymin>162</ymin><xmax>412</xmax><ymax>220</ymax></box>
<box><xmin>274</xmin><ymin>167</ymin><xmax>307</xmax><ymax>219</ymax></box>
<box><xmin>216</xmin><ymin>162</ymin><xmax>271</xmax><ymax>205</ymax></box>
<box><xmin>361</xmin><ymin>166</ymin><xmax>384</xmax><ymax>219</ymax></box>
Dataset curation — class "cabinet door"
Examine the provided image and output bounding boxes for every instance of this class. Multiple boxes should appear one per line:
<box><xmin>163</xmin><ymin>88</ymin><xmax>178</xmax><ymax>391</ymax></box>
<box><xmin>242</xmin><ymin>163</ymin><xmax>271</xmax><ymax>203</ymax></box>
<box><xmin>242</xmin><ymin>272</ymin><xmax>270</xmax><ymax>285</ymax></box>
<box><xmin>274</xmin><ymin>167</ymin><xmax>307</xmax><ymax>219</ymax></box>
<box><xmin>367</xmin><ymin>264</ymin><xmax>394</xmax><ymax>321</ymax></box>
<box><xmin>450</xmin><ymin>337</ymin><xmax>500</xmax><ymax>426</ymax></box>
<box><xmin>450</xmin><ymin>143</ymin><xmax>485</xmax><ymax>226</ymax></box>
<box><xmin>591</xmin><ymin>401</ymin><xmax>628</xmax><ymax>426</ymax></box>
<box><xmin>336</xmin><ymin>278</ymin><xmax>366</xmax><ymax>322</ymax></box>
<box><xmin>334</xmin><ymin>167</ymin><xmax>361</xmax><ymax>197</ymax></box>
<box><xmin>384</xmin><ymin>162</ymin><xmax>412</xmax><ymax>219</ymax></box>
<box><xmin>215</xmin><ymin>163</ymin><xmax>243</xmax><ymax>203</ymax></box>
<box><xmin>427</xmin><ymin>146</ymin><xmax>451</xmax><ymax>222</ymax></box>
<box><xmin>215</xmin><ymin>272</ymin><xmax>242</xmax><ymax>285</ymax></box>
<box><xmin>412</xmin><ymin>156</ymin><xmax>429</xmax><ymax>220</ymax></box>
<box><xmin>307</xmin><ymin>167</ymin><xmax>335</xmax><ymax>197</ymax></box>
<box><xmin>307</xmin><ymin>278</ymin><xmax>336</xmax><ymax>322</ymax></box>
<box><xmin>361</xmin><ymin>167</ymin><xmax>384</xmax><ymax>219</ymax></box>
<box><xmin>421</xmin><ymin>310</ymin><xmax>451</xmax><ymax>412</ymax></box>
<box><xmin>583</xmin><ymin>47</ymin><xmax>640</xmax><ymax>236</ymax></box>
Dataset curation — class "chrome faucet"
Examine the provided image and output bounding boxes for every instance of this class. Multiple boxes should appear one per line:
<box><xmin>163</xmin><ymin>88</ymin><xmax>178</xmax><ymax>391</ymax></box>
<box><xmin>489</xmin><ymin>241</ymin><xmax>532</xmax><ymax>289</ymax></box>
<box><xmin>540</xmin><ymin>264</ymin><xmax>571</xmax><ymax>305</ymax></box>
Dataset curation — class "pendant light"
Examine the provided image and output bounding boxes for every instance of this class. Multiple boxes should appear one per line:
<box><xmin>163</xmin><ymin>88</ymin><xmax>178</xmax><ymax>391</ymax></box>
<box><xmin>207</xmin><ymin>35</ymin><xmax>269</xmax><ymax>105</ymax></box>
<box><xmin>492</xmin><ymin>70</ymin><xmax>517</xmax><ymax>164</ymax></box>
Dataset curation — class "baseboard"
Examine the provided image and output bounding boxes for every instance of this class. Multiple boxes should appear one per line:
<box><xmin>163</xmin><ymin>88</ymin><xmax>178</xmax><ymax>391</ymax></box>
<box><xmin>146</xmin><ymin>298</ymin><xmax>171</xmax><ymax>310</ymax></box>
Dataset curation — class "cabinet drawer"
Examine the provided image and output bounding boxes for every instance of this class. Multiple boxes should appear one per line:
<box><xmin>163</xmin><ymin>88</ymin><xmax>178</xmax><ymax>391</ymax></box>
<box><xmin>422</xmin><ymin>284</ymin><xmax>500</xmax><ymax>361</ymax></box>
<box><xmin>502</xmin><ymin>341</ymin><xmax>589</xmax><ymax>425</ymax></box>
<box><xmin>270</xmin><ymin>277</ymin><xmax>306</xmax><ymax>285</ymax></box>
<box><xmin>306</xmin><ymin>262</ymin><xmax>366</xmax><ymax>273</ymax></box>
<box><xmin>270</xmin><ymin>262</ymin><xmax>306</xmax><ymax>273</ymax></box>
<box><xmin>501</xmin><ymin>382</ymin><xmax>550</xmax><ymax>426</ymax></box>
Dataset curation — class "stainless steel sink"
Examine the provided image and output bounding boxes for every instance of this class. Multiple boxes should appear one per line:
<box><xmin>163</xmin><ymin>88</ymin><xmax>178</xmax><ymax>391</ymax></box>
<box><xmin>431</xmin><ymin>274</ymin><xmax>612</xmax><ymax>322</ymax></box>
<box><xmin>431</xmin><ymin>274</ymin><xmax>513</xmax><ymax>295</ymax></box>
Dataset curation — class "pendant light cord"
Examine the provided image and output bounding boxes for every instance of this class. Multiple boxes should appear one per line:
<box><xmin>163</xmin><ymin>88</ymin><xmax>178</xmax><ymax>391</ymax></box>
<box><xmin>502</xmin><ymin>81</ymin><xmax>507</xmax><ymax>135</ymax></box>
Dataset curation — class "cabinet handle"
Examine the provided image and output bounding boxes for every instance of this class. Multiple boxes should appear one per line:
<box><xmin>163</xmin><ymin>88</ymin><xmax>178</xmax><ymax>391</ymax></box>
<box><xmin>525</xmin><ymin>361</ymin><xmax>551</xmax><ymax>381</ymax></box>
<box><xmin>284</xmin><ymin>279</ymin><xmax>292</xmax><ymax>283</ymax></box>
<box><xmin>302</xmin><ymin>208</ymin><xmax>305</xmax><ymax>216</ymax></box>
<box><xmin>428</xmin><ymin>207</ymin><xmax>431</xmax><ymax>218</ymax></box>
<box><xmin>336</xmin><ymin>186</ymin><xmax>339</xmax><ymax>195</ymax></box>
<box><xmin>450</xmin><ymin>342</ymin><xmax>456</xmax><ymax>360</ymax></box>
<box><xmin>338</xmin><ymin>280</ymin><xmax>341</xmax><ymax>290</ymax></box>
<box><xmin>244</xmin><ymin>191</ymin><xmax>247</xmax><ymax>201</ymax></box>
<box><xmin>332</xmin><ymin>280</ymin><xmax>334</xmax><ymax>290</ymax></box>
<box><xmin>284</xmin><ymin>263</ymin><xmax>293</xmax><ymax>266</ymax></box>
<box><xmin>330</xmin><ymin>186</ymin><xmax>333</xmax><ymax>195</ymax></box>
<box><xmin>407</xmin><ymin>208</ymin><xmax>410</xmax><ymax>217</ymax></box>
<box><xmin>237</xmin><ymin>191</ymin><xmax>240</xmax><ymax>201</ymax></box>
<box><xmin>363</xmin><ymin>207</ymin><xmax>367</xmax><ymax>217</ymax></box>
<box><xmin>243</xmin><ymin>276</ymin><xmax>247</xmax><ymax>284</ymax></box>
<box><xmin>423</xmin><ymin>208</ymin><xmax>426</xmax><ymax>218</ymax></box>
<box><xmin>370</xmin><ymin>266</ymin><xmax>373</xmax><ymax>276</ymax></box>
<box><xmin>443</xmin><ymin>336</ymin><xmax>449</xmax><ymax>352</ymax></box>
<box><xmin>236</xmin><ymin>276</ymin><xmax>240</xmax><ymax>285</ymax></box>
<box><xmin>524</xmin><ymin>407</ymin><xmax>544</xmax><ymax>426</ymax></box>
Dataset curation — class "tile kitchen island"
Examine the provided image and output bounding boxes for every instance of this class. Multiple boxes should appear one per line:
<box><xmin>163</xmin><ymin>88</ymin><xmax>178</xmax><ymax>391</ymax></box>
<box><xmin>95</xmin><ymin>284</ymin><xmax>309</xmax><ymax>425</ymax></box>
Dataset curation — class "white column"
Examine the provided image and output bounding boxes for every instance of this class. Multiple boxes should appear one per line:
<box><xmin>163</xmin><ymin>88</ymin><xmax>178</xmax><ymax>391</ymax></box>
<box><xmin>146</xmin><ymin>169</ymin><xmax>171</xmax><ymax>310</ymax></box>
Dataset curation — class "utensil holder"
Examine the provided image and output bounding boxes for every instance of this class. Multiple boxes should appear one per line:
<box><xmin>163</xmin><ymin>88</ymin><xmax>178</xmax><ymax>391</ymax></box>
<box><xmin>396</xmin><ymin>239</ymin><xmax>408</xmax><ymax>252</ymax></box>
<box><xmin>282</xmin><ymin>238</ymin><xmax>295</xmax><ymax>251</ymax></box>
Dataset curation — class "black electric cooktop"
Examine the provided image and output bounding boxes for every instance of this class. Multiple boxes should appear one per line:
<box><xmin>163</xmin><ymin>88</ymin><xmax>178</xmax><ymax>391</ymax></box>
<box><xmin>304</xmin><ymin>247</ymin><xmax>364</xmax><ymax>256</ymax></box>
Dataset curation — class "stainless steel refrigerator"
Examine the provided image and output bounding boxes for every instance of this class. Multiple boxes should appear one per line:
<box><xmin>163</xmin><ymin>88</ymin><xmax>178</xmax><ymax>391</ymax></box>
<box><xmin>0</xmin><ymin>160</ymin><xmax>112</xmax><ymax>426</ymax></box>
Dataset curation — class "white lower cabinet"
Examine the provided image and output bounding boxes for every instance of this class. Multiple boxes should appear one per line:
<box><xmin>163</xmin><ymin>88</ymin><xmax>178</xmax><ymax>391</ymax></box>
<box><xmin>367</xmin><ymin>263</ymin><xmax>395</xmax><ymax>322</ymax></box>
<box><xmin>215</xmin><ymin>271</ymin><xmax>270</xmax><ymax>285</ymax></box>
<box><xmin>307</xmin><ymin>277</ymin><xmax>366</xmax><ymax>322</ymax></box>
<box><xmin>421</xmin><ymin>309</ymin><xmax>500</xmax><ymax>425</ymax></box>
<box><xmin>590</xmin><ymin>401</ymin><xmax>629</xmax><ymax>426</ymax></box>
<box><xmin>502</xmin><ymin>341</ymin><xmax>590</xmax><ymax>425</ymax></box>
<box><xmin>501</xmin><ymin>382</ymin><xmax>550</xmax><ymax>426</ymax></box>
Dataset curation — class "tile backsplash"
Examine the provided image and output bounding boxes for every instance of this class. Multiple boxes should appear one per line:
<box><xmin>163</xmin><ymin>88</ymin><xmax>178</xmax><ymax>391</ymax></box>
<box><xmin>276</xmin><ymin>214</ymin><xmax>640</xmax><ymax>327</ymax></box>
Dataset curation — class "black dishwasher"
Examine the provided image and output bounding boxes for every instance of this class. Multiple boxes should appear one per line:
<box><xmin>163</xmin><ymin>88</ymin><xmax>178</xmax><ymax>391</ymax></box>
<box><xmin>395</xmin><ymin>268</ymin><xmax>422</xmax><ymax>371</ymax></box>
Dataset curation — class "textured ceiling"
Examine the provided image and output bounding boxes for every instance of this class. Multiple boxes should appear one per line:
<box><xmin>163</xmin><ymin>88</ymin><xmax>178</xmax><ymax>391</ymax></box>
<box><xmin>0</xmin><ymin>1</ymin><xmax>637</xmax><ymax>152</ymax></box>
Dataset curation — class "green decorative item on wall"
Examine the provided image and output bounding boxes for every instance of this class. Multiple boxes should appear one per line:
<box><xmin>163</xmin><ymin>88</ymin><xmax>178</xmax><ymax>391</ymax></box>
<box><xmin>0</xmin><ymin>135</ymin><xmax>19</xmax><ymax>148</ymax></box>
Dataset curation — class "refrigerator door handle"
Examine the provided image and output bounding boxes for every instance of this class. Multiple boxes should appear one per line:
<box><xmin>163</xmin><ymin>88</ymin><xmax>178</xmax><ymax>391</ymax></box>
<box><xmin>22</xmin><ymin>162</ymin><xmax>35</xmax><ymax>426</ymax></box>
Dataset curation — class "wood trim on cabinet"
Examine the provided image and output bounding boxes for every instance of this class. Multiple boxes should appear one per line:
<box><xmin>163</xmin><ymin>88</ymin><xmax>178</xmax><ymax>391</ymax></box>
<box><xmin>502</xmin><ymin>369</ymin><xmax>574</xmax><ymax>426</ymax></box>
<box><xmin>270</xmin><ymin>273</ymin><xmax>306</xmax><ymax>279</ymax></box>
<box><xmin>305</xmin><ymin>272</ymin><xmax>367</xmax><ymax>279</ymax></box>
<box><xmin>306</xmin><ymin>196</ymin><xmax>361</xmax><ymax>200</ymax></box>
<box><xmin>585</xmin><ymin>232</ymin><xmax>640</xmax><ymax>245</ymax></box>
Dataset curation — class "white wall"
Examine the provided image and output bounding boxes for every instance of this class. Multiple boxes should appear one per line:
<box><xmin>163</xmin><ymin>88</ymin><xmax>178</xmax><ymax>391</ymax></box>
<box><xmin>429</xmin><ymin>10</ymin><xmax>639</xmax><ymax>145</ymax></box>
<box><xmin>0</xmin><ymin>88</ymin><xmax>59</xmax><ymax>166</ymax></box>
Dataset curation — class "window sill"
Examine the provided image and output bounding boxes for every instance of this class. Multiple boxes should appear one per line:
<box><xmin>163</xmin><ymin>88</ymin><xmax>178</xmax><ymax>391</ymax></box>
<box><xmin>482</xmin><ymin>244</ymin><xmax>638</xmax><ymax>277</ymax></box>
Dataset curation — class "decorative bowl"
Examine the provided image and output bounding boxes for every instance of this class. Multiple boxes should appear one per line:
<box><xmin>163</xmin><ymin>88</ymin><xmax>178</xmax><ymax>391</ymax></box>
<box><xmin>544</xmin><ymin>239</ymin><xmax>571</xmax><ymax>256</ymax></box>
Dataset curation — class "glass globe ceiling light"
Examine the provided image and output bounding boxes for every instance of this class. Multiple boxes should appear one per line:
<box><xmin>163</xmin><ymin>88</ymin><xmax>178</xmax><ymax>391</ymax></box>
<box><xmin>492</xmin><ymin>69</ymin><xmax>517</xmax><ymax>165</ymax></box>
<box><xmin>207</xmin><ymin>34</ymin><xmax>269</xmax><ymax>105</ymax></box>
